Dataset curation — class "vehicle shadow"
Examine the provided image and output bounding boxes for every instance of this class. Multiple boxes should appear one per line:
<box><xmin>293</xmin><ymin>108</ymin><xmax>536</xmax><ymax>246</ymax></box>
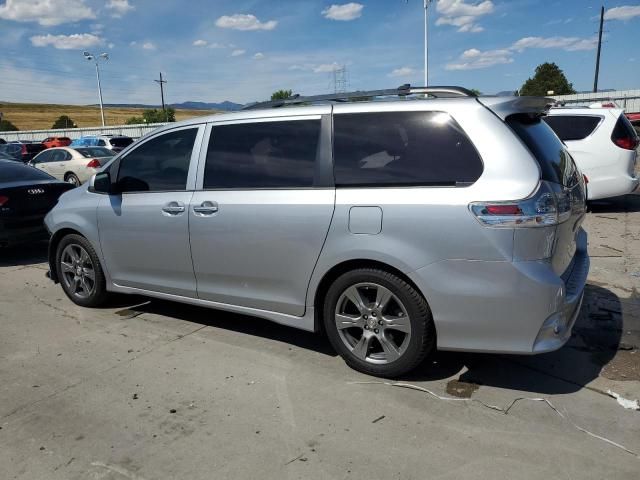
<box><xmin>404</xmin><ymin>284</ymin><xmax>624</xmax><ymax>394</ymax></box>
<box><xmin>0</xmin><ymin>241</ymin><xmax>48</xmax><ymax>267</ymax></box>
<box><xmin>125</xmin><ymin>299</ymin><xmax>338</xmax><ymax>357</ymax></box>
<box><xmin>589</xmin><ymin>192</ymin><xmax>640</xmax><ymax>214</ymax></box>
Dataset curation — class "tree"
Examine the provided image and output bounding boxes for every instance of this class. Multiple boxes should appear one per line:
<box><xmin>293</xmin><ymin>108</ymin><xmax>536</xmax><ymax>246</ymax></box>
<box><xmin>51</xmin><ymin>115</ymin><xmax>77</xmax><ymax>129</ymax></box>
<box><xmin>470</xmin><ymin>89</ymin><xmax>482</xmax><ymax>96</ymax></box>
<box><xmin>519</xmin><ymin>62</ymin><xmax>576</xmax><ymax>96</ymax></box>
<box><xmin>0</xmin><ymin>119</ymin><xmax>18</xmax><ymax>132</ymax></box>
<box><xmin>271</xmin><ymin>89</ymin><xmax>293</xmax><ymax>100</ymax></box>
<box><xmin>125</xmin><ymin>107</ymin><xmax>175</xmax><ymax>125</ymax></box>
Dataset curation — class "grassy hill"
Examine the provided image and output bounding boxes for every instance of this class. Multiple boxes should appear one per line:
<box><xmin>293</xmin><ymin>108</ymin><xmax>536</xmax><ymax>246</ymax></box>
<box><xmin>0</xmin><ymin>102</ymin><xmax>220</xmax><ymax>131</ymax></box>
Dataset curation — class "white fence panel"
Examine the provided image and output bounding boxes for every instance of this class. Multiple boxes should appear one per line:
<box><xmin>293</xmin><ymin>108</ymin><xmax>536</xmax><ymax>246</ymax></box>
<box><xmin>0</xmin><ymin>122</ymin><xmax>168</xmax><ymax>142</ymax></box>
<box><xmin>552</xmin><ymin>89</ymin><xmax>640</xmax><ymax>113</ymax></box>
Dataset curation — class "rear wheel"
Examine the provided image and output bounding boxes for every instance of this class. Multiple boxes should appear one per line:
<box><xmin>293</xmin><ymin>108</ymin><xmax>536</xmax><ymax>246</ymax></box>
<box><xmin>323</xmin><ymin>268</ymin><xmax>435</xmax><ymax>378</ymax></box>
<box><xmin>56</xmin><ymin>234</ymin><xmax>108</xmax><ymax>307</ymax></box>
<box><xmin>65</xmin><ymin>173</ymin><xmax>80</xmax><ymax>187</ymax></box>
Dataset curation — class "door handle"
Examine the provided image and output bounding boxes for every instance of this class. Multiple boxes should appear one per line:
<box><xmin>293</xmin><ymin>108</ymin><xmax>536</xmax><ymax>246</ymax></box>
<box><xmin>162</xmin><ymin>202</ymin><xmax>186</xmax><ymax>215</ymax></box>
<box><xmin>193</xmin><ymin>201</ymin><xmax>218</xmax><ymax>216</ymax></box>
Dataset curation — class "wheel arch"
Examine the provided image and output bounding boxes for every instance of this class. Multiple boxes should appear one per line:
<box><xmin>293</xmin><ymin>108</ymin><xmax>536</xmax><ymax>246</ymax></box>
<box><xmin>312</xmin><ymin>259</ymin><xmax>427</xmax><ymax>333</ymax></box>
<box><xmin>48</xmin><ymin>227</ymin><xmax>85</xmax><ymax>283</ymax></box>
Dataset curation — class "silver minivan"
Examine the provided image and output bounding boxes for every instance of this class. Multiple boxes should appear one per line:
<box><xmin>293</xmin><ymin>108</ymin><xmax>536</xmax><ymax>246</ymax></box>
<box><xmin>45</xmin><ymin>87</ymin><xmax>589</xmax><ymax>377</ymax></box>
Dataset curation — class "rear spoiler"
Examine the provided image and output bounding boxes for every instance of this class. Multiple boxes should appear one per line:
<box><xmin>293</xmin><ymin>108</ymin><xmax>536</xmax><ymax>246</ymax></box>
<box><xmin>476</xmin><ymin>96</ymin><xmax>554</xmax><ymax>121</ymax></box>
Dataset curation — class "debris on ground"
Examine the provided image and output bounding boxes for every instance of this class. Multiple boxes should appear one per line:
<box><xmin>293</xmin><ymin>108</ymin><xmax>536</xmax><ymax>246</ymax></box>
<box><xmin>446</xmin><ymin>379</ymin><xmax>479</xmax><ymax>398</ymax></box>
<box><xmin>371</xmin><ymin>415</ymin><xmax>385</xmax><ymax>424</ymax></box>
<box><xmin>607</xmin><ymin>390</ymin><xmax>640</xmax><ymax>411</ymax></box>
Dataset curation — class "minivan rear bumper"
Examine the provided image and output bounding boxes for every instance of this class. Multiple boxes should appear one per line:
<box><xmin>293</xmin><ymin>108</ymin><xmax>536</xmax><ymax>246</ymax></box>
<box><xmin>408</xmin><ymin>228</ymin><xmax>589</xmax><ymax>354</ymax></box>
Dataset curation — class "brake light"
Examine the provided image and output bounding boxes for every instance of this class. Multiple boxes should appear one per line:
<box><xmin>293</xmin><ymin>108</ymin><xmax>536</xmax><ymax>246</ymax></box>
<box><xmin>86</xmin><ymin>159</ymin><xmax>101</xmax><ymax>168</ymax></box>
<box><xmin>470</xmin><ymin>182</ymin><xmax>575</xmax><ymax>228</ymax></box>
<box><xmin>613</xmin><ymin>136</ymin><xmax>639</xmax><ymax>151</ymax></box>
<box><xmin>583</xmin><ymin>174</ymin><xmax>589</xmax><ymax>184</ymax></box>
<box><xmin>0</xmin><ymin>195</ymin><xmax>8</xmax><ymax>206</ymax></box>
<box><xmin>21</xmin><ymin>144</ymin><xmax>27</xmax><ymax>155</ymax></box>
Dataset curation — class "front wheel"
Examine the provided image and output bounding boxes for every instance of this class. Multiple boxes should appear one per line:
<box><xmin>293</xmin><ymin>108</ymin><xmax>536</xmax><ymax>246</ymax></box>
<box><xmin>56</xmin><ymin>234</ymin><xmax>109</xmax><ymax>307</ymax></box>
<box><xmin>323</xmin><ymin>268</ymin><xmax>435</xmax><ymax>378</ymax></box>
<box><xmin>65</xmin><ymin>173</ymin><xmax>80</xmax><ymax>187</ymax></box>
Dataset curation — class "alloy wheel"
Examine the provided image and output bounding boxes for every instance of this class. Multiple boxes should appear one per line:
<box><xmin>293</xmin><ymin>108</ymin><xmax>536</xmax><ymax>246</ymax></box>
<box><xmin>60</xmin><ymin>244</ymin><xmax>96</xmax><ymax>299</ymax></box>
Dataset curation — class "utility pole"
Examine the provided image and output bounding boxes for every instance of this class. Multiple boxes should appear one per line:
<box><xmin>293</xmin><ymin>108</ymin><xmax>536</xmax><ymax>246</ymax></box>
<box><xmin>424</xmin><ymin>0</ymin><xmax>432</xmax><ymax>86</ymax></box>
<box><xmin>332</xmin><ymin>65</ymin><xmax>347</xmax><ymax>93</ymax></box>
<box><xmin>155</xmin><ymin>72</ymin><xmax>168</xmax><ymax>121</ymax></box>
<box><xmin>593</xmin><ymin>5</ymin><xmax>604</xmax><ymax>93</ymax></box>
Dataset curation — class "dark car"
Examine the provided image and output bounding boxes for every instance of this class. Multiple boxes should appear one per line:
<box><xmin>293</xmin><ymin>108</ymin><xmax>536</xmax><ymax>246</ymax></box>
<box><xmin>8</xmin><ymin>141</ymin><xmax>47</xmax><ymax>162</ymax></box>
<box><xmin>0</xmin><ymin>160</ymin><xmax>74</xmax><ymax>247</ymax></box>
<box><xmin>0</xmin><ymin>138</ymin><xmax>6</xmax><ymax>144</ymax></box>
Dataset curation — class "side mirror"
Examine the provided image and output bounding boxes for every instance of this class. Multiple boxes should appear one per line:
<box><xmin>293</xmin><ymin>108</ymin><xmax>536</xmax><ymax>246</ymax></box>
<box><xmin>92</xmin><ymin>171</ymin><xmax>113</xmax><ymax>194</ymax></box>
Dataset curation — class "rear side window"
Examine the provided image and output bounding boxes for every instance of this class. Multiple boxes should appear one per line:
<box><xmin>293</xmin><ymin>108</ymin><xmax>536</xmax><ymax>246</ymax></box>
<box><xmin>204</xmin><ymin>119</ymin><xmax>321</xmax><ymax>189</ymax></box>
<box><xmin>76</xmin><ymin>147</ymin><xmax>115</xmax><ymax>158</ymax></box>
<box><xmin>507</xmin><ymin>114</ymin><xmax>577</xmax><ymax>186</ymax></box>
<box><xmin>332</xmin><ymin>111</ymin><xmax>483</xmax><ymax>187</ymax></box>
<box><xmin>117</xmin><ymin>128</ymin><xmax>197</xmax><ymax>192</ymax></box>
<box><xmin>543</xmin><ymin>115</ymin><xmax>602</xmax><ymax>141</ymax></box>
<box><xmin>109</xmin><ymin>137</ymin><xmax>134</xmax><ymax>148</ymax></box>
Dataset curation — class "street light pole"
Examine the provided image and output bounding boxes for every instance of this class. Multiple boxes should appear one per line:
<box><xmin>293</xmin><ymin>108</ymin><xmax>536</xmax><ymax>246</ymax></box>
<box><xmin>83</xmin><ymin>51</ymin><xmax>109</xmax><ymax>127</ymax></box>
<box><xmin>424</xmin><ymin>0</ymin><xmax>431</xmax><ymax>86</ymax></box>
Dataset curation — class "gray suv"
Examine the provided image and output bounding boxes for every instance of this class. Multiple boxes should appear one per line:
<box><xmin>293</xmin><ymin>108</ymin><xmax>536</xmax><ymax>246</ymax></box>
<box><xmin>45</xmin><ymin>86</ymin><xmax>589</xmax><ymax>377</ymax></box>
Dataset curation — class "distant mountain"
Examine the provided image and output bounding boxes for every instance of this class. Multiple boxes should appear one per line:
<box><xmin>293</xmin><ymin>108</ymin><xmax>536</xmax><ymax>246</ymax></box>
<box><xmin>101</xmin><ymin>101</ymin><xmax>243</xmax><ymax>111</ymax></box>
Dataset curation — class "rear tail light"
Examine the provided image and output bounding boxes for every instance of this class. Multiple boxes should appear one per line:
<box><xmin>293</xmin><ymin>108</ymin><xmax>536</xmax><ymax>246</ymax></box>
<box><xmin>470</xmin><ymin>182</ymin><xmax>574</xmax><ymax>228</ymax></box>
<box><xmin>612</xmin><ymin>136</ymin><xmax>639</xmax><ymax>151</ymax></box>
<box><xmin>86</xmin><ymin>159</ymin><xmax>101</xmax><ymax>168</ymax></box>
<box><xmin>0</xmin><ymin>195</ymin><xmax>8</xmax><ymax>206</ymax></box>
<box><xmin>21</xmin><ymin>144</ymin><xmax>27</xmax><ymax>155</ymax></box>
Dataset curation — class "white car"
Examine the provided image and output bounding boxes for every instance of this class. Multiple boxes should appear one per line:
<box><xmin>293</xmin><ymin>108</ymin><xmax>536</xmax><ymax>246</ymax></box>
<box><xmin>544</xmin><ymin>107</ymin><xmax>639</xmax><ymax>200</ymax></box>
<box><xmin>30</xmin><ymin>147</ymin><xmax>116</xmax><ymax>186</ymax></box>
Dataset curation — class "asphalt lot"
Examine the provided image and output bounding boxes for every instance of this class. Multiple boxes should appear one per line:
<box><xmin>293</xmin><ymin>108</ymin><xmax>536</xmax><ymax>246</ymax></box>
<box><xmin>1</xmin><ymin>195</ymin><xmax>639</xmax><ymax>479</ymax></box>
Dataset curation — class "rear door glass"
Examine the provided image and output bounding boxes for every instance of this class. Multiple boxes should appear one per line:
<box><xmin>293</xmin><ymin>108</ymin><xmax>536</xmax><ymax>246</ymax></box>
<box><xmin>543</xmin><ymin>115</ymin><xmax>602</xmax><ymax>141</ymax></box>
<box><xmin>333</xmin><ymin>111</ymin><xmax>483</xmax><ymax>187</ymax></box>
<box><xmin>507</xmin><ymin>114</ymin><xmax>578</xmax><ymax>186</ymax></box>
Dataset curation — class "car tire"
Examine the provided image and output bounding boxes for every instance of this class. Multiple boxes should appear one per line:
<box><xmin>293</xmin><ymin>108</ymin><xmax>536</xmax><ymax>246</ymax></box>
<box><xmin>56</xmin><ymin>234</ymin><xmax>109</xmax><ymax>307</ymax></box>
<box><xmin>323</xmin><ymin>268</ymin><xmax>436</xmax><ymax>378</ymax></box>
<box><xmin>65</xmin><ymin>173</ymin><xmax>80</xmax><ymax>187</ymax></box>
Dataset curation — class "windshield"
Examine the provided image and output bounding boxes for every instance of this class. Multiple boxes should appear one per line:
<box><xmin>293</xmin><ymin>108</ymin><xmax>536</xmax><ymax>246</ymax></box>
<box><xmin>75</xmin><ymin>147</ymin><xmax>116</xmax><ymax>158</ymax></box>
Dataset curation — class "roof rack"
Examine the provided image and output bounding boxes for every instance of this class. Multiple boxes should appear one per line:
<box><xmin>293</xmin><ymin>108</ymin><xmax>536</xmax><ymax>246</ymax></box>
<box><xmin>242</xmin><ymin>84</ymin><xmax>476</xmax><ymax>110</ymax></box>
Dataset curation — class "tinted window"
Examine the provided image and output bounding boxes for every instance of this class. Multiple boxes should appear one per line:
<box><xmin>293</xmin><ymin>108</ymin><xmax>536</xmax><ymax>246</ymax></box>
<box><xmin>204</xmin><ymin>120</ymin><xmax>321</xmax><ymax>189</ymax></box>
<box><xmin>507</xmin><ymin>114</ymin><xmax>578</xmax><ymax>186</ymax></box>
<box><xmin>116</xmin><ymin>128</ymin><xmax>197</xmax><ymax>192</ymax></box>
<box><xmin>109</xmin><ymin>137</ymin><xmax>133</xmax><ymax>148</ymax></box>
<box><xmin>50</xmin><ymin>150</ymin><xmax>68</xmax><ymax>162</ymax></box>
<box><xmin>0</xmin><ymin>162</ymin><xmax>55</xmax><ymax>183</ymax></box>
<box><xmin>76</xmin><ymin>147</ymin><xmax>115</xmax><ymax>158</ymax></box>
<box><xmin>97</xmin><ymin>139</ymin><xmax>106</xmax><ymax>146</ymax></box>
<box><xmin>33</xmin><ymin>150</ymin><xmax>52</xmax><ymax>163</ymax></box>
<box><xmin>333</xmin><ymin>111</ymin><xmax>483</xmax><ymax>187</ymax></box>
<box><xmin>543</xmin><ymin>115</ymin><xmax>602</xmax><ymax>141</ymax></box>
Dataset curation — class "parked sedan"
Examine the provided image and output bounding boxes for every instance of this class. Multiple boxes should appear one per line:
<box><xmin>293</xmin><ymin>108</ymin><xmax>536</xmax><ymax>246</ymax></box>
<box><xmin>71</xmin><ymin>135</ymin><xmax>134</xmax><ymax>153</ymax></box>
<box><xmin>0</xmin><ymin>160</ymin><xmax>74</xmax><ymax>247</ymax></box>
<box><xmin>30</xmin><ymin>147</ymin><xmax>116</xmax><ymax>186</ymax></box>
<box><xmin>42</xmin><ymin>136</ymin><xmax>72</xmax><ymax>149</ymax></box>
<box><xmin>7</xmin><ymin>141</ymin><xmax>46</xmax><ymax>162</ymax></box>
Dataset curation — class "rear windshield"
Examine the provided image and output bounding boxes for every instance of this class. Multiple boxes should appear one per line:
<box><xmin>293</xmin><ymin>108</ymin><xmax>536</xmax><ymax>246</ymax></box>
<box><xmin>75</xmin><ymin>147</ymin><xmax>116</xmax><ymax>158</ymax></box>
<box><xmin>109</xmin><ymin>137</ymin><xmax>133</xmax><ymax>148</ymax></box>
<box><xmin>507</xmin><ymin>114</ymin><xmax>577</xmax><ymax>186</ymax></box>
<box><xmin>0</xmin><ymin>162</ymin><xmax>54</xmax><ymax>183</ymax></box>
<box><xmin>25</xmin><ymin>143</ymin><xmax>46</xmax><ymax>153</ymax></box>
<box><xmin>543</xmin><ymin>115</ymin><xmax>602</xmax><ymax>141</ymax></box>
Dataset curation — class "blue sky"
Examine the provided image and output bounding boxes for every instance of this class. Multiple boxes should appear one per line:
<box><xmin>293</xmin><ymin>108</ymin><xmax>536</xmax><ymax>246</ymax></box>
<box><xmin>1</xmin><ymin>0</ymin><xmax>639</xmax><ymax>105</ymax></box>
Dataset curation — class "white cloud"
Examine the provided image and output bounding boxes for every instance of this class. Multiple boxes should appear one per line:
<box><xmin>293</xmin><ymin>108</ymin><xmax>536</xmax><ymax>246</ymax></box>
<box><xmin>388</xmin><ymin>67</ymin><xmax>416</xmax><ymax>77</ymax></box>
<box><xmin>231</xmin><ymin>49</ymin><xmax>246</xmax><ymax>57</ymax></box>
<box><xmin>313</xmin><ymin>63</ymin><xmax>340</xmax><ymax>73</ymax></box>
<box><xmin>207</xmin><ymin>42</ymin><xmax>226</xmax><ymax>49</ymax></box>
<box><xmin>288</xmin><ymin>64</ymin><xmax>306</xmax><ymax>71</ymax></box>
<box><xmin>436</xmin><ymin>0</ymin><xmax>494</xmax><ymax>33</ymax></box>
<box><xmin>446</xmin><ymin>34</ymin><xmax>598</xmax><ymax>70</ymax></box>
<box><xmin>322</xmin><ymin>3</ymin><xmax>363</xmax><ymax>21</ymax></box>
<box><xmin>142</xmin><ymin>41</ymin><xmax>156</xmax><ymax>50</ymax></box>
<box><xmin>193</xmin><ymin>39</ymin><xmax>208</xmax><ymax>47</ymax></box>
<box><xmin>253</xmin><ymin>52</ymin><xmax>265</xmax><ymax>59</ymax></box>
<box><xmin>30</xmin><ymin>33</ymin><xmax>102</xmax><ymax>50</ymax></box>
<box><xmin>511</xmin><ymin>36</ymin><xmax>597</xmax><ymax>52</ymax></box>
<box><xmin>107</xmin><ymin>42</ymin><xmax>114</xmax><ymax>49</ymax></box>
<box><xmin>0</xmin><ymin>0</ymin><xmax>95</xmax><ymax>26</ymax></box>
<box><xmin>215</xmin><ymin>13</ymin><xmax>277</xmax><ymax>31</ymax></box>
<box><xmin>446</xmin><ymin>47</ymin><xmax>513</xmax><ymax>70</ymax></box>
<box><xmin>604</xmin><ymin>5</ymin><xmax>640</xmax><ymax>21</ymax></box>
<box><xmin>106</xmin><ymin>0</ymin><xmax>134</xmax><ymax>18</ymax></box>
<box><xmin>129</xmin><ymin>41</ymin><xmax>137</xmax><ymax>46</ymax></box>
